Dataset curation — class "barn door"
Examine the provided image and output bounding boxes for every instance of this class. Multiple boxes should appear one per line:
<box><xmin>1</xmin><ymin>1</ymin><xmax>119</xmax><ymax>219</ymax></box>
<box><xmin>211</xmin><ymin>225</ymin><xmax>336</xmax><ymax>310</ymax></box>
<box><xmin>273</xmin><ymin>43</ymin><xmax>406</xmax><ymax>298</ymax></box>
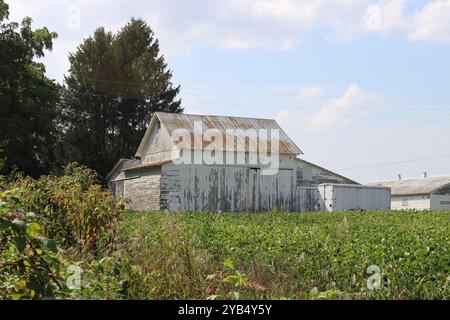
<box><xmin>247</xmin><ymin>168</ymin><xmax>260</xmax><ymax>212</ymax></box>
<box><xmin>276</xmin><ymin>169</ymin><xmax>293</xmax><ymax>211</ymax></box>
<box><xmin>114</xmin><ymin>181</ymin><xmax>124</xmax><ymax>199</ymax></box>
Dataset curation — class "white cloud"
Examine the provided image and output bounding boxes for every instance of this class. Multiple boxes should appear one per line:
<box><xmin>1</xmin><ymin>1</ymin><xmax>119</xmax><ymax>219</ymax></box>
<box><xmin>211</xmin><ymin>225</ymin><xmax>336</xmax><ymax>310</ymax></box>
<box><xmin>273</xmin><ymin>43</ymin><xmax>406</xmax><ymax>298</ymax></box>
<box><xmin>278</xmin><ymin>83</ymin><xmax>378</xmax><ymax>130</ymax></box>
<box><xmin>366</xmin><ymin>0</ymin><xmax>450</xmax><ymax>43</ymax></box>
<box><xmin>146</xmin><ymin>0</ymin><xmax>450</xmax><ymax>54</ymax></box>
<box><xmin>307</xmin><ymin>83</ymin><xmax>377</xmax><ymax>127</ymax></box>
<box><xmin>8</xmin><ymin>0</ymin><xmax>450</xmax><ymax>61</ymax></box>
<box><xmin>298</xmin><ymin>86</ymin><xmax>325</xmax><ymax>101</ymax></box>
<box><xmin>408</xmin><ymin>0</ymin><xmax>450</xmax><ymax>42</ymax></box>
<box><xmin>275</xmin><ymin>83</ymin><xmax>377</xmax><ymax>148</ymax></box>
<box><xmin>7</xmin><ymin>0</ymin><xmax>450</xmax><ymax>82</ymax></box>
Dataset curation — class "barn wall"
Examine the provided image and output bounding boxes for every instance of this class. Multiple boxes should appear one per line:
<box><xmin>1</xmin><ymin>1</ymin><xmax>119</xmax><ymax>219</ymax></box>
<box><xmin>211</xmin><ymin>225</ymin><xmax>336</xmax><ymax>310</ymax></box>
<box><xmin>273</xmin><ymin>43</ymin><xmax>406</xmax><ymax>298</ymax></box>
<box><xmin>430</xmin><ymin>194</ymin><xmax>450</xmax><ymax>210</ymax></box>
<box><xmin>296</xmin><ymin>159</ymin><xmax>356</xmax><ymax>187</ymax></box>
<box><xmin>295</xmin><ymin>187</ymin><xmax>322</xmax><ymax>212</ymax></box>
<box><xmin>161</xmin><ymin>159</ymin><xmax>296</xmax><ymax>212</ymax></box>
<box><xmin>391</xmin><ymin>195</ymin><xmax>430</xmax><ymax>210</ymax></box>
<box><xmin>182</xmin><ymin>150</ymin><xmax>297</xmax><ymax>168</ymax></box>
<box><xmin>123</xmin><ymin>167</ymin><xmax>162</xmax><ymax>211</ymax></box>
<box><xmin>160</xmin><ymin>164</ymin><xmax>181</xmax><ymax>211</ymax></box>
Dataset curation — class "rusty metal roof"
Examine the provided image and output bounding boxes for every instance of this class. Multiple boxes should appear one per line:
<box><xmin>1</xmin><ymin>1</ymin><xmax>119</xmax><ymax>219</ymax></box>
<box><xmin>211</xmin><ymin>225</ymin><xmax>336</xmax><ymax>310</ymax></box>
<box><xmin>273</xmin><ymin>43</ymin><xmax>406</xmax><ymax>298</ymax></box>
<box><xmin>367</xmin><ymin>175</ymin><xmax>450</xmax><ymax>196</ymax></box>
<box><xmin>136</xmin><ymin>112</ymin><xmax>302</xmax><ymax>156</ymax></box>
<box><xmin>124</xmin><ymin>159</ymin><xmax>171</xmax><ymax>172</ymax></box>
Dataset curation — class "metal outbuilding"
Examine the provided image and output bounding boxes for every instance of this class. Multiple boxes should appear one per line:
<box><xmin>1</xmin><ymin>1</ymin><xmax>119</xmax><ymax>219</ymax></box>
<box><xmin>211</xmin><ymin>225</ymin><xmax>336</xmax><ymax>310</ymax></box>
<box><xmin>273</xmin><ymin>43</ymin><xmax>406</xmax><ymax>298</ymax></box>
<box><xmin>317</xmin><ymin>184</ymin><xmax>391</xmax><ymax>212</ymax></box>
<box><xmin>368</xmin><ymin>175</ymin><xmax>450</xmax><ymax>210</ymax></box>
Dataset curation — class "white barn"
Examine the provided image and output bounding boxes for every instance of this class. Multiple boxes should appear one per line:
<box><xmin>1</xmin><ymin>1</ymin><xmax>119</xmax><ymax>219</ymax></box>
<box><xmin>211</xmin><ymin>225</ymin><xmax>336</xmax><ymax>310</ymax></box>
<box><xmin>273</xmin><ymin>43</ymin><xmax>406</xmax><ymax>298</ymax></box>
<box><xmin>107</xmin><ymin>112</ymin><xmax>358</xmax><ymax>212</ymax></box>
<box><xmin>368</xmin><ymin>175</ymin><xmax>450</xmax><ymax>210</ymax></box>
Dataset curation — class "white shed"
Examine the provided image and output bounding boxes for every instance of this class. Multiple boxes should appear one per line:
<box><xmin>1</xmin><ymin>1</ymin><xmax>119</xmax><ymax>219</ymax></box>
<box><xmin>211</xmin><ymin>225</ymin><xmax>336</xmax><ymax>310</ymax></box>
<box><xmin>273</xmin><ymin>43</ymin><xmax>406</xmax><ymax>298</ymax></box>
<box><xmin>368</xmin><ymin>175</ymin><xmax>450</xmax><ymax>210</ymax></box>
<box><xmin>317</xmin><ymin>184</ymin><xmax>391</xmax><ymax>212</ymax></box>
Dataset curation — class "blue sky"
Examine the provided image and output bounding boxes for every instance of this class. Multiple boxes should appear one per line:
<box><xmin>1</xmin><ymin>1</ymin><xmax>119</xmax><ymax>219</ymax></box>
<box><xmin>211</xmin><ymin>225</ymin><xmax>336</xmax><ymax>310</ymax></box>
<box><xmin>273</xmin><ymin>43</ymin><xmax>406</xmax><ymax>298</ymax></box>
<box><xmin>8</xmin><ymin>0</ymin><xmax>450</xmax><ymax>183</ymax></box>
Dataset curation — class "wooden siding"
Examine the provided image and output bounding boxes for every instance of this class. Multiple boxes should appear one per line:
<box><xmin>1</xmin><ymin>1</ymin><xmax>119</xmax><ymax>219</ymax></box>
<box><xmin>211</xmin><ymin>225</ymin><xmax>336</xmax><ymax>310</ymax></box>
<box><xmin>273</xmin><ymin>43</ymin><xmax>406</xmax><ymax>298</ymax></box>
<box><xmin>141</xmin><ymin>120</ymin><xmax>178</xmax><ymax>164</ymax></box>
<box><xmin>161</xmin><ymin>163</ymin><xmax>295</xmax><ymax>212</ymax></box>
<box><xmin>295</xmin><ymin>187</ymin><xmax>321</xmax><ymax>212</ymax></box>
<box><xmin>123</xmin><ymin>168</ymin><xmax>162</xmax><ymax>211</ymax></box>
<box><xmin>160</xmin><ymin>165</ymin><xmax>181</xmax><ymax>211</ymax></box>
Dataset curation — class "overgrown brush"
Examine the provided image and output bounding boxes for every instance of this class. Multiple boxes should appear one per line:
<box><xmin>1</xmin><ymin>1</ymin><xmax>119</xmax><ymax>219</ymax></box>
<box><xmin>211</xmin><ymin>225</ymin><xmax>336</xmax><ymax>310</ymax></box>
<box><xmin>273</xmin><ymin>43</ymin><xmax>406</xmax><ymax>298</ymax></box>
<box><xmin>0</xmin><ymin>189</ymin><xmax>63</xmax><ymax>299</ymax></box>
<box><xmin>118</xmin><ymin>214</ymin><xmax>213</xmax><ymax>299</ymax></box>
<box><xmin>9</xmin><ymin>163</ymin><xmax>123</xmax><ymax>259</ymax></box>
<box><xmin>1</xmin><ymin>165</ymin><xmax>128</xmax><ymax>299</ymax></box>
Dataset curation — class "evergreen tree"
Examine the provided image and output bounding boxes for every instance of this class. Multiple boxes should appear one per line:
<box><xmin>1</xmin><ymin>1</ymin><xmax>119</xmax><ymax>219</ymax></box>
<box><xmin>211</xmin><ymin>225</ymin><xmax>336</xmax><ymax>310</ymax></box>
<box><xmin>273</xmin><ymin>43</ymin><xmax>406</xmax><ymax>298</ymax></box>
<box><xmin>59</xmin><ymin>19</ymin><xmax>182</xmax><ymax>179</ymax></box>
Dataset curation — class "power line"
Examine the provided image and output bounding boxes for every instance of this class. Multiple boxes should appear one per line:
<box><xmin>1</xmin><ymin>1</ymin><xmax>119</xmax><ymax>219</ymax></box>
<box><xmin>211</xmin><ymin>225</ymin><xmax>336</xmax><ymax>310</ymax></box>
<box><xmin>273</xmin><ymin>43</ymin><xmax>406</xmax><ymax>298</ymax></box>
<box><xmin>85</xmin><ymin>77</ymin><xmax>450</xmax><ymax>105</ymax></box>
<box><xmin>334</xmin><ymin>154</ymin><xmax>450</xmax><ymax>171</ymax></box>
<box><xmin>183</xmin><ymin>100</ymin><xmax>450</xmax><ymax>112</ymax></box>
<box><xmin>80</xmin><ymin>92</ymin><xmax>450</xmax><ymax>112</ymax></box>
<box><xmin>304</xmin><ymin>116</ymin><xmax>450</xmax><ymax>149</ymax></box>
<box><xmin>182</xmin><ymin>87</ymin><xmax>450</xmax><ymax>104</ymax></box>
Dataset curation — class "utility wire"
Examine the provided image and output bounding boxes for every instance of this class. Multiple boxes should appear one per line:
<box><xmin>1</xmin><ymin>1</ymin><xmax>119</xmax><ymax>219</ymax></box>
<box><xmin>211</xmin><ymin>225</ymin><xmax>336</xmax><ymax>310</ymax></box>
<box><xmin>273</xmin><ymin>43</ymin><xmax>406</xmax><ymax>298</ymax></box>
<box><xmin>81</xmin><ymin>92</ymin><xmax>450</xmax><ymax>112</ymax></box>
<box><xmin>334</xmin><ymin>154</ymin><xmax>450</xmax><ymax>171</ymax></box>
<box><xmin>84</xmin><ymin>77</ymin><xmax>450</xmax><ymax>105</ymax></box>
<box><xmin>183</xmin><ymin>100</ymin><xmax>450</xmax><ymax>112</ymax></box>
<box><xmin>304</xmin><ymin>117</ymin><xmax>450</xmax><ymax>149</ymax></box>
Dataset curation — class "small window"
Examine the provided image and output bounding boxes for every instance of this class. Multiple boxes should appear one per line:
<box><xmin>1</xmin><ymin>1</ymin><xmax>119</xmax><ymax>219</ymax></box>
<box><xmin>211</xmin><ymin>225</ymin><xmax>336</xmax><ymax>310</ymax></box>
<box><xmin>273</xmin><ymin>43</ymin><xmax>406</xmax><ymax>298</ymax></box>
<box><xmin>402</xmin><ymin>199</ymin><xmax>409</xmax><ymax>207</ymax></box>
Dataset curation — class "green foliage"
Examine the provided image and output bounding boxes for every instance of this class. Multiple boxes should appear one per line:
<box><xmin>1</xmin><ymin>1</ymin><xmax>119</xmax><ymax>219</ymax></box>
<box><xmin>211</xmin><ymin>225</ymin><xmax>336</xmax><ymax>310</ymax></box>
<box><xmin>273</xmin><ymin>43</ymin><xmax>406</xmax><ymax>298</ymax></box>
<box><xmin>0</xmin><ymin>189</ymin><xmax>64</xmax><ymax>299</ymax></box>
<box><xmin>10</xmin><ymin>163</ymin><xmax>122</xmax><ymax>259</ymax></box>
<box><xmin>0</xmin><ymin>1</ymin><xmax>8</xmax><ymax>22</ymax></box>
<box><xmin>0</xmin><ymin>0</ymin><xmax>59</xmax><ymax>177</ymax></box>
<box><xmin>58</xmin><ymin>18</ymin><xmax>182</xmax><ymax>179</ymax></box>
<box><xmin>118</xmin><ymin>211</ymin><xmax>450</xmax><ymax>300</ymax></box>
<box><xmin>1</xmin><ymin>166</ymin><xmax>127</xmax><ymax>300</ymax></box>
<box><xmin>60</xmin><ymin>257</ymin><xmax>128</xmax><ymax>300</ymax></box>
<box><xmin>117</xmin><ymin>215</ymin><xmax>213</xmax><ymax>299</ymax></box>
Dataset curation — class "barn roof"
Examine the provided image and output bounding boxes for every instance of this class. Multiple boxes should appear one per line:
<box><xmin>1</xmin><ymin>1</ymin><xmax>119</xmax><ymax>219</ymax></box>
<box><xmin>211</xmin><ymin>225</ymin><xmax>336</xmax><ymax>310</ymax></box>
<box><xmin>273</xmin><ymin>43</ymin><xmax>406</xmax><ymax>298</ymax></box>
<box><xmin>296</xmin><ymin>158</ymin><xmax>360</xmax><ymax>185</ymax></box>
<box><xmin>105</xmin><ymin>158</ymin><xmax>140</xmax><ymax>181</ymax></box>
<box><xmin>135</xmin><ymin>112</ymin><xmax>303</xmax><ymax>157</ymax></box>
<box><xmin>124</xmin><ymin>159</ymin><xmax>172</xmax><ymax>172</ymax></box>
<box><xmin>367</xmin><ymin>175</ymin><xmax>450</xmax><ymax>196</ymax></box>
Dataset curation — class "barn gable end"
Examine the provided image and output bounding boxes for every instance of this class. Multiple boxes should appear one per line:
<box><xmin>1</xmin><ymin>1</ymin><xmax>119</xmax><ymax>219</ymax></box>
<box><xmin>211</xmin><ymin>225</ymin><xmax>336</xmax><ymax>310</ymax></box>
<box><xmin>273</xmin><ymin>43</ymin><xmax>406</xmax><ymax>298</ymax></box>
<box><xmin>137</xmin><ymin>116</ymin><xmax>179</xmax><ymax>164</ymax></box>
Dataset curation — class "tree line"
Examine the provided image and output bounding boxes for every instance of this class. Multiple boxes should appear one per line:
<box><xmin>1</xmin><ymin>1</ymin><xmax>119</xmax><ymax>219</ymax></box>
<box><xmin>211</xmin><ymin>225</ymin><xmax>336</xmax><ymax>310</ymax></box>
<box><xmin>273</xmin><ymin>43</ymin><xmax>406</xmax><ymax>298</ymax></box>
<box><xmin>0</xmin><ymin>0</ymin><xmax>182</xmax><ymax>180</ymax></box>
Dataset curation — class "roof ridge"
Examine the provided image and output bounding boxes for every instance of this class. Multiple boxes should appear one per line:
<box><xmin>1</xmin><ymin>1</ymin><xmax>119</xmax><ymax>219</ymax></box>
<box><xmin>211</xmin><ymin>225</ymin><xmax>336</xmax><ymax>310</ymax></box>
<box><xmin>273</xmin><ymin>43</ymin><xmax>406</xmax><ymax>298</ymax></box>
<box><xmin>155</xmin><ymin>111</ymin><xmax>277</xmax><ymax>122</ymax></box>
<box><xmin>373</xmin><ymin>175</ymin><xmax>450</xmax><ymax>183</ymax></box>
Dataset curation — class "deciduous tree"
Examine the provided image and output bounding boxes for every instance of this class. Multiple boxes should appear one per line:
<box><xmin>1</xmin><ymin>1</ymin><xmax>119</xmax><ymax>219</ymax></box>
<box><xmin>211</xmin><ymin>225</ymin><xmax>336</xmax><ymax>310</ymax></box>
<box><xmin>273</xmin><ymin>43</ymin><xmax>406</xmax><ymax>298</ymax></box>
<box><xmin>0</xmin><ymin>0</ymin><xmax>59</xmax><ymax>177</ymax></box>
